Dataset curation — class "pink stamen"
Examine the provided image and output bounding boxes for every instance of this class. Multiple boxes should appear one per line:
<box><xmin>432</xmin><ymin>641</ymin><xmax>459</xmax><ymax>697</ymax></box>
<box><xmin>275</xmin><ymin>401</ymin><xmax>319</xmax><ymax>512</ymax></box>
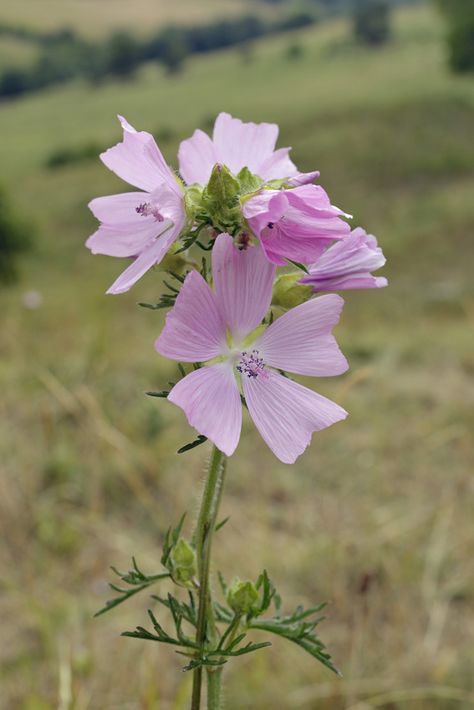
<box><xmin>237</xmin><ymin>350</ymin><xmax>266</xmax><ymax>379</ymax></box>
<box><xmin>136</xmin><ymin>202</ymin><xmax>165</xmax><ymax>222</ymax></box>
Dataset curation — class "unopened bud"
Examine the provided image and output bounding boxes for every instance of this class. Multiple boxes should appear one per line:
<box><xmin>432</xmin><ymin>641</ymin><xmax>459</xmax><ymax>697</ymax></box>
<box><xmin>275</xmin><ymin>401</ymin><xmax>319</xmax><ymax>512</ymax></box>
<box><xmin>226</xmin><ymin>577</ymin><xmax>259</xmax><ymax>615</ymax></box>
<box><xmin>159</xmin><ymin>243</ymin><xmax>188</xmax><ymax>274</ymax></box>
<box><xmin>272</xmin><ymin>273</ymin><xmax>312</xmax><ymax>309</ymax></box>
<box><xmin>168</xmin><ymin>538</ymin><xmax>197</xmax><ymax>588</ymax></box>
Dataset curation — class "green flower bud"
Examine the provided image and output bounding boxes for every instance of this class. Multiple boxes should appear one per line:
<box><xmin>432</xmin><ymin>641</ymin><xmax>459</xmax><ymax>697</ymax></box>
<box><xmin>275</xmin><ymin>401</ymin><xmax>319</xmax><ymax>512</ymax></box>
<box><xmin>184</xmin><ymin>184</ymin><xmax>204</xmax><ymax>221</ymax></box>
<box><xmin>272</xmin><ymin>272</ymin><xmax>313</xmax><ymax>309</ymax></box>
<box><xmin>168</xmin><ymin>538</ymin><xmax>198</xmax><ymax>588</ymax></box>
<box><xmin>226</xmin><ymin>577</ymin><xmax>259</xmax><ymax>615</ymax></box>
<box><xmin>202</xmin><ymin>164</ymin><xmax>241</xmax><ymax>228</ymax></box>
<box><xmin>159</xmin><ymin>243</ymin><xmax>188</xmax><ymax>274</ymax></box>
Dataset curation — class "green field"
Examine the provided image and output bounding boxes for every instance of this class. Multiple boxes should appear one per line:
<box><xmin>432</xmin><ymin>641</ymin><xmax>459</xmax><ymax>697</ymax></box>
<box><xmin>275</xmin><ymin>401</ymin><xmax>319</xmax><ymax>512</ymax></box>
<box><xmin>1</xmin><ymin>4</ymin><xmax>473</xmax><ymax>709</ymax></box>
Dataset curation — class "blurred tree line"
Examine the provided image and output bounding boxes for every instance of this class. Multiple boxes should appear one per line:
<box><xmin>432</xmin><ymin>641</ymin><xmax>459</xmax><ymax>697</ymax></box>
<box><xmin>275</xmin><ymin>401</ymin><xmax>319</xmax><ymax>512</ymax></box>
<box><xmin>0</xmin><ymin>12</ymin><xmax>314</xmax><ymax>99</ymax></box>
<box><xmin>434</xmin><ymin>0</ymin><xmax>474</xmax><ymax>73</ymax></box>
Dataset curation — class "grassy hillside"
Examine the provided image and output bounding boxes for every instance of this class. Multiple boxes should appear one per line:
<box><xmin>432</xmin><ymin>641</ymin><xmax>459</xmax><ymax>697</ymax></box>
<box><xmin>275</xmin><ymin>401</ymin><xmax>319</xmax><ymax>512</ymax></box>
<box><xmin>1</xmin><ymin>4</ymin><xmax>473</xmax><ymax>709</ymax></box>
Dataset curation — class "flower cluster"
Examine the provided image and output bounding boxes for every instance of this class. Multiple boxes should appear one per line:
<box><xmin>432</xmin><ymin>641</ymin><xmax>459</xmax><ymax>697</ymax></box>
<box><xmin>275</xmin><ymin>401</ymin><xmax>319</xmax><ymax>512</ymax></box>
<box><xmin>87</xmin><ymin>113</ymin><xmax>387</xmax><ymax>463</ymax></box>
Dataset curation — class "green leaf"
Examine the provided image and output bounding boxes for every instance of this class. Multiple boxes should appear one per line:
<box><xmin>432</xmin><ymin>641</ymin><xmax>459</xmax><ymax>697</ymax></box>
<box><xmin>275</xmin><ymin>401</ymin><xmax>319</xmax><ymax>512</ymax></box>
<box><xmin>177</xmin><ymin>435</ymin><xmax>208</xmax><ymax>454</ymax></box>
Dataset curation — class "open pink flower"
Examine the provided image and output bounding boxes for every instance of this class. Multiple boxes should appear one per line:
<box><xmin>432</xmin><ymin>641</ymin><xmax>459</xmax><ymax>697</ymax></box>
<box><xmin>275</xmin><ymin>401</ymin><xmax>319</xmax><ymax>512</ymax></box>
<box><xmin>243</xmin><ymin>184</ymin><xmax>351</xmax><ymax>266</ymax></box>
<box><xmin>300</xmin><ymin>228</ymin><xmax>388</xmax><ymax>291</ymax></box>
<box><xmin>178</xmin><ymin>112</ymin><xmax>317</xmax><ymax>187</ymax></box>
<box><xmin>156</xmin><ymin>234</ymin><xmax>348</xmax><ymax>464</ymax></box>
<box><xmin>86</xmin><ymin>116</ymin><xmax>185</xmax><ymax>294</ymax></box>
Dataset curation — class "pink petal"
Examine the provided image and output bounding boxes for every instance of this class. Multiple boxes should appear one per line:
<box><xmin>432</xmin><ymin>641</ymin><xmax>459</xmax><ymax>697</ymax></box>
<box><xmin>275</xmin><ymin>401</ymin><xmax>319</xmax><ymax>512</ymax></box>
<box><xmin>100</xmin><ymin>115</ymin><xmax>180</xmax><ymax>194</ymax></box>
<box><xmin>213</xmin><ymin>112</ymin><xmax>279</xmax><ymax>177</ymax></box>
<box><xmin>301</xmin><ymin>228</ymin><xmax>388</xmax><ymax>291</ymax></box>
<box><xmin>287</xmin><ymin>171</ymin><xmax>320</xmax><ymax>187</ymax></box>
<box><xmin>106</xmin><ymin>226</ymin><xmax>177</xmax><ymax>294</ymax></box>
<box><xmin>257</xmin><ymin>147</ymin><xmax>298</xmax><ymax>181</ymax></box>
<box><xmin>156</xmin><ymin>271</ymin><xmax>227</xmax><ymax>362</ymax></box>
<box><xmin>86</xmin><ymin>220</ymin><xmax>164</xmax><ymax>258</ymax></box>
<box><xmin>89</xmin><ymin>192</ymin><xmax>152</xmax><ymax>224</ymax></box>
<box><xmin>211</xmin><ymin>233</ymin><xmax>275</xmax><ymax>341</ymax></box>
<box><xmin>168</xmin><ymin>364</ymin><xmax>242</xmax><ymax>456</ymax></box>
<box><xmin>242</xmin><ymin>370</ymin><xmax>347</xmax><ymax>464</ymax></box>
<box><xmin>256</xmin><ymin>294</ymin><xmax>348</xmax><ymax>377</ymax></box>
<box><xmin>178</xmin><ymin>128</ymin><xmax>217</xmax><ymax>186</ymax></box>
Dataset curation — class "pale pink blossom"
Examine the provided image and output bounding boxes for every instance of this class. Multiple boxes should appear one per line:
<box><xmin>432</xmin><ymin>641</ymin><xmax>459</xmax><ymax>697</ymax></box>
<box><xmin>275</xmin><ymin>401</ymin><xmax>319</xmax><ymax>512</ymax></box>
<box><xmin>86</xmin><ymin>116</ymin><xmax>185</xmax><ymax>294</ymax></box>
<box><xmin>156</xmin><ymin>234</ymin><xmax>348</xmax><ymax>464</ymax></box>
<box><xmin>300</xmin><ymin>228</ymin><xmax>388</xmax><ymax>291</ymax></box>
<box><xmin>178</xmin><ymin>112</ymin><xmax>314</xmax><ymax>187</ymax></box>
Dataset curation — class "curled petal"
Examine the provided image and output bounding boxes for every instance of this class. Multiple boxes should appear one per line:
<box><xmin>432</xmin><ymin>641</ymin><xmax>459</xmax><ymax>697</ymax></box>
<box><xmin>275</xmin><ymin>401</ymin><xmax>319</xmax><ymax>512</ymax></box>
<box><xmin>242</xmin><ymin>370</ymin><xmax>347</xmax><ymax>464</ymax></box>
<box><xmin>211</xmin><ymin>233</ymin><xmax>275</xmax><ymax>341</ymax></box>
<box><xmin>168</xmin><ymin>364</ymin><xmax>242</xmax><ymax>457</ymax></box>
<box><xmin>256</xmin><ymin>294</ymin><xmax>348</xmax><ymax>377</ymax></box>
<box><xmin>156</xmin><ymin>271</ymin><xmax>227</xmax><ymax>362</ymax></box>
<box><xmin>301</xmin><ymin>228</ymin><xmax>388</xmax><ymax>291</ymax></box>
<box><xmin>100</xmin><ymin>115</ymin><xmax>180</xmax><ymax>194</ymax></box>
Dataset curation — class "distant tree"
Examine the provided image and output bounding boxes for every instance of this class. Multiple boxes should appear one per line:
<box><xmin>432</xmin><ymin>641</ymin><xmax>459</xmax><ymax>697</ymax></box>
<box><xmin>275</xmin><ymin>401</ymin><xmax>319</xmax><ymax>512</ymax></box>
<box><xmin>105</xmin><ymin>31</ymin><xmax>140</xmax><ymax>79</ymax></box>
<box><xmin>435</xmin><ymin>0</ymin><xmax>474</xmax><ymax>73</ymax></box>
<box><xmin>0</xmin><ymin>68</ymin><xmax>29</xmax><ymax>98</ymax></box>
<box><xmin>156</xmin><ymin>27</ymin><xmax>189</xmax><ymax>74</ymax></box>
<box><xmin>0</xmin><ymin>186</ymin><xmax>32</xmax><ymax>284</ymax></box>
<box><xmin>353</xmin><ymin>0</ymin><xmax>391</xmax><ymax>46</ymax></box>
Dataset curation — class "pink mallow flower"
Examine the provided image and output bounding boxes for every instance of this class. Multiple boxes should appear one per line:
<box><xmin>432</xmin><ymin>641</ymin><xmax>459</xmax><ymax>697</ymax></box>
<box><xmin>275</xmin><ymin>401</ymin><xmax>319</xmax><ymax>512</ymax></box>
<box><xmin>156</xmin><ymin>233</ymin><xmax>348</xmax><ymax>464</ymax></box>
<box><xmin>242</xmin><ymin>184</ymin><xmax>351</xmax><ymax>266</ymax></box>
<box><xmin>178</xmin><ymin>111</ymin><xmax>318</xmax><ymax>187</ymax></box>
<box><xmin>300</xmin><ymin>227</ymin><xmax>388</xmax><ymax>291</ymax></box>
<box><xmin>178</xmin><ymin>112</ymin><xmax>350</xmax><ymax>266</ymax></box>
<box><xmin>86</xmin><ymin>116</ymin><xmax>185</xmax><ymax>294</ymax></box>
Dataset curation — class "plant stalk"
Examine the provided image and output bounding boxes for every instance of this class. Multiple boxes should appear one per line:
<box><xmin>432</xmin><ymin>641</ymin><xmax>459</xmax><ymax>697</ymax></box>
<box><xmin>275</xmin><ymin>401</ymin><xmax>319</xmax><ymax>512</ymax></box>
<box><xmin>190</xmin><ymin>445</ymin><xmax>227</xmax><ymax>710</ymax></box>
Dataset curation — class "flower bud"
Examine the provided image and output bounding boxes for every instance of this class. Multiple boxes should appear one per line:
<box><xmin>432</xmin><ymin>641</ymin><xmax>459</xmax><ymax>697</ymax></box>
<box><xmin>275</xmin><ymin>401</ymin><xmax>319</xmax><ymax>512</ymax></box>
<box><xmin>272</xmin><ymin>273</ymin><xmax>312</xmax><ymax>309</ymax></box>
<box><xmin>159</xmin><ymin>243</ymin><xmax>188</xmax><ymax>275</ymax></box>
<box><xmin>226</xmin><ymin>577</ymin><xmax>259</xmax><ymax>615</ymax></box>
<box><xmin>168</xmin><ymin>538</ymin><xmax>198</xmax><ymax>588</ymax></box>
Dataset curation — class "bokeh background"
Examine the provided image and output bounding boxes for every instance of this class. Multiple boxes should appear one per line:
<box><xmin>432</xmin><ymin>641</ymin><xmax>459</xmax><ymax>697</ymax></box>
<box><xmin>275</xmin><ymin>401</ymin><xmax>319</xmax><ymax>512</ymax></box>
<box><xmin>1</xmin><ymin>1</ymin><xmax>473</xmax><ymax>708</ymax></box>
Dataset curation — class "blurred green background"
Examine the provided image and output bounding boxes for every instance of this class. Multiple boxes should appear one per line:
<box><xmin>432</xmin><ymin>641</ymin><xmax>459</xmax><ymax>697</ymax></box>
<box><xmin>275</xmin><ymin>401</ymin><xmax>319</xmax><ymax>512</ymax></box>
<box><xmin>0</xmin><ymin>1</ymin><xmax>473</xmax><ymax>708</ymax></box>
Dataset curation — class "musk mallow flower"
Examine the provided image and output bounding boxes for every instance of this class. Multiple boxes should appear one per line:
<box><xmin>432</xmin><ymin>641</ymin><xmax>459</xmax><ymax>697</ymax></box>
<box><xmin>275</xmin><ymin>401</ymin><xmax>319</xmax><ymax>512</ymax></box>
<box><xmin>178</xmin><ymin>111</ymin><xmax>318</xmax><ymax>188</ymax></box>
<box><xmin>300</xmin><ymin>227</ymin><xmax>388</xmax><ymax>292</ymax></box>
<box><xmin>86</xmin><ymin>116</ymin><xmax>185</xmax><ymax>294</ymax></box>
<box><xmin>178</xmin><ymin>112</ymin><xmax>351</xmax><ymax>266</ymax></box>
<box><xmin>155</xmin><ymin>233</ymin><xmax>348</xmax><ymax>464</ymax></box>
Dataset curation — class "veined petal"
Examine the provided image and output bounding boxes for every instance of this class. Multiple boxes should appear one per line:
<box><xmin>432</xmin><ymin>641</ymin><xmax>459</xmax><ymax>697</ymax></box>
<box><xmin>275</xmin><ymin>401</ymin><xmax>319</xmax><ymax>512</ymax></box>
<box><xmin>89</xmin><ymin>192</ymin><xmax>153</xmax><ymax>224</ymax></box>
<box><xmin>256</xmin><ymin>294</ymin><xmax>348</xmax><ymax>377</ymax></box>
<box><xmin>257</xmin><ymin>147</ymin><xmax>298</xmax><ymax>181</ymax></box>
<box><xmin>106</xmin><ymin>224</ymin><xmax>176</xmax><ymax>294</ymax></box>
<box><xmin>156</xmin><ymin>271</ymin><xmax>227</xmax><ymax>362</ymax></box>
<box><xmin>168</xmin><ymin>364</ymin><xmax>242</xmax><ymax>456</ymax></box>
<box><xmin>178</xmin><ymin>128</ymin><xmax>217</xmax><ymax>186</ymax></box>
<box><xmin>213</xmin><ymin>112</ymin><xmax>279</xmax><ymax>177</ymax></box>
<box><xmin>212</xmin><ymin>233</ymin><xmax>275</xmax><ymax>341</ymax></box>
<box><xmin>86</xmin><ymin>219</ymin><xmax>164</xmax><ymax>258</ymax></box>
<box><xmin>100</xmin><ymin>115</ymin><xmax>179</xmax><ymax>194</ymax></box>
<box><xmin>242</xmin><ymin>370</ymin><xmax>347</xmax><ymax>464</ymax></box>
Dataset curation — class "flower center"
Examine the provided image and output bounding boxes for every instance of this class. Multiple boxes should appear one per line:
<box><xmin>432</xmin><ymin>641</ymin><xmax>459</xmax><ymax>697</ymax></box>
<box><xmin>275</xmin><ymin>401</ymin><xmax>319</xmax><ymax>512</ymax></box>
<box><xmin>136</xmin><ymin>202</ymin><xmax>165</xmax><ymax>222</ymax></box>
<box><xmin>236</xmin><ymin>350</ymin><xmax>266</xmax><ymax>379</ymax></box>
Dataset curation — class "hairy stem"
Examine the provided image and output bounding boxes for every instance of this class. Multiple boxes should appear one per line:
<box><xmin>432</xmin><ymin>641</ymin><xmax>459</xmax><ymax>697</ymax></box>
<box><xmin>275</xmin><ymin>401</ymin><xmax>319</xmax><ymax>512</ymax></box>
<box><xmin>206</xmin><ymin>668</ymin><xmax>223</xmax><ymax>710</ymax></box>
<box><xmin>191</xmin><ymin>446</ymin><xmax>227</xmax><ymax>710</ymax></box>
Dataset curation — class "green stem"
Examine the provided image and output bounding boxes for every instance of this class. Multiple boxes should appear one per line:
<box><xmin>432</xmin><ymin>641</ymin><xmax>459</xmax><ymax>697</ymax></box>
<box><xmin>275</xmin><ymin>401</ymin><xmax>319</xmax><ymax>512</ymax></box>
<box><xmin>206</xmin><ymin>668</ymin><xmax>223</xmax><ymax>710</ymax></box>
<box><xmin>190</xmin><ymin>446</ymin><xmax>227</xmax><ymax>710</ymax></box>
